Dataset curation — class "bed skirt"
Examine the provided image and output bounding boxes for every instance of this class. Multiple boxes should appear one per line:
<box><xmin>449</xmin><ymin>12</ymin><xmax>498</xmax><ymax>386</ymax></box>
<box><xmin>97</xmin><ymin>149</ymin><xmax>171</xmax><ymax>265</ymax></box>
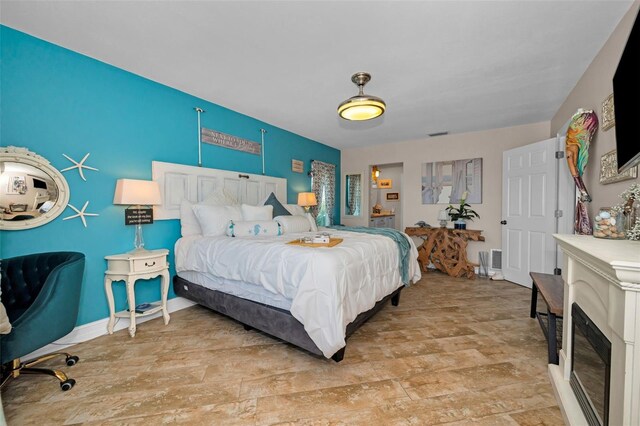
<box><xmin>173</xmin><ymin>275</ymin><xmax>402</xmax><ymax>361</ymax></box>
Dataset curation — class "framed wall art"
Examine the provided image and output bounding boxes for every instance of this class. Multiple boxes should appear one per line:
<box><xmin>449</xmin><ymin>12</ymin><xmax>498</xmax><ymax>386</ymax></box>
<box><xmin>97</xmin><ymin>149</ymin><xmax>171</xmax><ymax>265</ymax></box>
<box><xmin>386</xmin><ymin>192</ymin><xmax>399</xmax><ymax>201</ymax></box>
<box><xmin>378</xmin><ymin>179</ymin><xmax>392</xmax><ymax>189</ymax></box>
<box><xmin>602</xmin><ymin>93</ymin><xmax>615</xmax><ymax>131</ymax></box>
<box><xmin>421</xmin><ymin>157</ymin><xmax>482</xmax><ymax>204</ymax></box>
<box><xmin>600</xmin><ymin>149</ymin><xmax>637</xmax><ymax>184</ymax></box>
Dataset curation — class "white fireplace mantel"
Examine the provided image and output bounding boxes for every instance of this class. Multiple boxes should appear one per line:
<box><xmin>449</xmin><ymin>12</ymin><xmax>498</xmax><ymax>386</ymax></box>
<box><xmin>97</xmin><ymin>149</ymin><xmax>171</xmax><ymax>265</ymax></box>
<box><xmin>552</xmin><ymin>234</ymin><xmax>640</xmax><ymax>425</ymax></box>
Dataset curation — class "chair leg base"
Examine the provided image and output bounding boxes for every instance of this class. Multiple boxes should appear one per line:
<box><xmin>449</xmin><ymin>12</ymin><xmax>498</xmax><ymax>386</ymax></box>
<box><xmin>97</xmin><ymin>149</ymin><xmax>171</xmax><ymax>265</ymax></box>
<box><xmin>1</xmin><ymin>352</ymin><xmax>79</xmax><ymax>391</ymax></box>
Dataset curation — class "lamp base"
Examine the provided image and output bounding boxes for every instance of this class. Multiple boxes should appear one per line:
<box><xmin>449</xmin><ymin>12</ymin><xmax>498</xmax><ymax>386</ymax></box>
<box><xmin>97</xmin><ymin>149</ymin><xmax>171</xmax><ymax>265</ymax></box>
<box><xmin>133</xmin><ymin>224</ymin><xmax>145</xmax><ymax>252</ymax></box>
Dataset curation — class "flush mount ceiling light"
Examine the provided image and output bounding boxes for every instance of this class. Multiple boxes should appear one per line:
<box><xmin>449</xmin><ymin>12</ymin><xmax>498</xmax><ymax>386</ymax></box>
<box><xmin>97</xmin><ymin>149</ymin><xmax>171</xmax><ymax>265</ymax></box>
<box><xmin>338</xmin><ymin>72</ymin><xmax>386</xmax><ymax>121</ymax></box>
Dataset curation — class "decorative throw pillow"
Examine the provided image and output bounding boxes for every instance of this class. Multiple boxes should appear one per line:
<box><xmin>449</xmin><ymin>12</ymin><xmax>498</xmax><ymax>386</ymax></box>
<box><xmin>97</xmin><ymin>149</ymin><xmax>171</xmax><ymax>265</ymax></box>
<box><xmin>201</xmin><ymin>187</ymin><xmax>239</xmax><ymax>206</ymax></box>
<box><xmin>241</xmin><ymin>204</ymin><xmax>273</xmax><ymax>221</ymax></box>
<box><xmin>275</xmin><ymin>215</ymin><xmax>312</xmax><ymax>233</ymax></box>
<box><xmin>285</xmin><ymin>204</ymin><xmax>306</xmax><ymax>216</ymax></box>
<box><xmin>229</xmin><ymin>220</ymin><xmax>282</xmax><ymax>237</ymax></box>
<box><xmin>192</xmin><ymin>204</ymin><xmax>242</xmax><ymax>237</ymax></box>
<box><xmin>263</xmin><ymin>192</ymin><xmax>290</xmax><ymax>218</ymax></box>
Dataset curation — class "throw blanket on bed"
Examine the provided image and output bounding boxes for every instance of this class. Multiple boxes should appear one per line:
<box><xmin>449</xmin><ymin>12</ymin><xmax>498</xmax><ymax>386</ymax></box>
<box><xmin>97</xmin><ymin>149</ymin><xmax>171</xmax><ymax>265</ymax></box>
<box><xmin>329</xmin><ymin>226</ymin><xmax>412</xmax><ymax>285</ymax></box>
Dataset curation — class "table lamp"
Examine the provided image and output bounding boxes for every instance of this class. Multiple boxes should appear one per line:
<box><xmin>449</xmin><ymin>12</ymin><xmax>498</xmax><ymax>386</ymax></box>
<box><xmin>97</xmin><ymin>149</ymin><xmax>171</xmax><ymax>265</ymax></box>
<box><xmin>297</xmin><ymin>192</ymin><xmax>317</xmax><ymax>213</ymax></box>
<box><xmin>113</xmin><ymin>179</ymin><xmax>162</xmax><ymax>251</ymax></box>
<box><xmin>438</xmin><ymin>209</ymin><xmax>449</xmax><ymax>228</ymax></box>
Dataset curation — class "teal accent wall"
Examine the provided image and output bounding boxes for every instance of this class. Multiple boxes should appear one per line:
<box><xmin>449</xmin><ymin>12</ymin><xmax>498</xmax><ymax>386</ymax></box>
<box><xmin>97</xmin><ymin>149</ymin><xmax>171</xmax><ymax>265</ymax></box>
<box><xmin>0</xmin><ymin>26</ymin><xmax>340</xmax><ymax>326</ymax></box>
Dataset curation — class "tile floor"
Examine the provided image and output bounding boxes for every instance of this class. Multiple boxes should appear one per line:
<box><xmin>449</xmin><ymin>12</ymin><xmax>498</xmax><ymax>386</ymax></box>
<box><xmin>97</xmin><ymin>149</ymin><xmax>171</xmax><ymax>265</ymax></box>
<box><xmin>1</xmin><ymin>273</ymin><xmax>564</xmax><ymax>425</ymax></box>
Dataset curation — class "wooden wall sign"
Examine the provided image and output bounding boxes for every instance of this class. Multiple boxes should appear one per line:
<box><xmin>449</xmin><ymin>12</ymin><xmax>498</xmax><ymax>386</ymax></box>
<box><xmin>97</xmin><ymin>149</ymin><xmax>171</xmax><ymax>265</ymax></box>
<box><xmin>125</xmin><ymin>207</ymin><xmax>154</xmax><ymax>225</ymax></box>
<box><xmin>292</xmin><ymin>159</ymin><xmax>304</xmax><ymax>173</ymax></box>
<box><xmin>201</xmin><ymin>127</ymin><xmax>261</xmax><ymax>155</ymax></box>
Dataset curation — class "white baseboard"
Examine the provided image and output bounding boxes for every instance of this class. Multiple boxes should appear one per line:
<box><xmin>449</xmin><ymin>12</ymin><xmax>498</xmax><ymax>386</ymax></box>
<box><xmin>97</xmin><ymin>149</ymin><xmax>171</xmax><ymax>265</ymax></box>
<box><xmin>23</xmin><ymin>297</ymin><xmax>196</xmax><ymax>362</ymax></box>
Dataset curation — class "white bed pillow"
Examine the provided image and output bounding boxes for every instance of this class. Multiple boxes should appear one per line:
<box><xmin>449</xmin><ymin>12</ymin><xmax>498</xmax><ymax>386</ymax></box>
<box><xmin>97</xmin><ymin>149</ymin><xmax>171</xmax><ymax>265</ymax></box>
<box><xmin>275</xmin><ymin>215</ymin><xmax>313</xmax><ymax>234</ymax></box>
<box><xmin>306</xmin><ymin>213</ymin><xmax>319</xmax><ymax>233</ymax></box>
<box><xmin>192</xmin><ymin>204</ymin><xmax>242</xmax><ymax>237</ymax></box>
<box><xmin>229</xmin><ymin>220</ymin><xmax>282</xmax><ymax>237</ymax></box>
<box><xmin>241</xmin><ymin>204</ymin><xmax>273</xmax><ymax>221</ymax></box>
<box><xmin>179</xmin><ymin>189</ymin><xmax>239</xmax><ymax>237</ymax></box>
<box><xmin>180</xmin><ymin>200</ymin><xmax>202</xmax><ymax>237</ymax></box>
<box><xmin>285</xmin><ymin>204</ymin><xmax>306</xmax><ymax>216</ymax></box>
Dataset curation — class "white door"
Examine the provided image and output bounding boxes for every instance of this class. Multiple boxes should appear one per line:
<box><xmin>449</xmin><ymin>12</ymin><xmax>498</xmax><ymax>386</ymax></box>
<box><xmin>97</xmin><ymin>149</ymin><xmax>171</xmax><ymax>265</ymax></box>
<box><xmin>502</xmin><ymin>138</ymin><xmax>558</xmax><ymax>287</ymax></box>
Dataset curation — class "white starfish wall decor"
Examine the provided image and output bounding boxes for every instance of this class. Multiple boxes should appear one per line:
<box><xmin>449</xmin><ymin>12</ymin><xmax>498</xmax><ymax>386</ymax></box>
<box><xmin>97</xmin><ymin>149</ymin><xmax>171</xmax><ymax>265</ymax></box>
<box><xmin>61</xmin><ymin>153</ymin><xmax>99</xmax><ymax>181</ymax></box>
<box><xmin>63</xmin><ymin>201</ymin><xmax>99</xmax><ymax>227</ymax></box>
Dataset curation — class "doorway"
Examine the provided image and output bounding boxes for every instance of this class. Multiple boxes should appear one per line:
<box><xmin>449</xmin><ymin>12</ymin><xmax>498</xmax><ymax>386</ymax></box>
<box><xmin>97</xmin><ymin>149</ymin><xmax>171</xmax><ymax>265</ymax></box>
<box><xmin>369</xmin><ymin>163</ymin><xmax>403</xmax><ymax>230</ymax></box>
<box><xmin>501</xmin><ymin>137</ymin><xmax>574</xmax><ymax>287</ymax></box>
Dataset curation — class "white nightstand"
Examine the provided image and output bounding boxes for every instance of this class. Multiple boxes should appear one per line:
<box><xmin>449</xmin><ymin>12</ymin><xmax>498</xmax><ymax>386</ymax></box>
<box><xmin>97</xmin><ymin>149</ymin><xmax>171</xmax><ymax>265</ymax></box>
<box><xmin>104</xmin><ymin>249</ymin><xmax>170</xmax><ymax>337</ymax></box>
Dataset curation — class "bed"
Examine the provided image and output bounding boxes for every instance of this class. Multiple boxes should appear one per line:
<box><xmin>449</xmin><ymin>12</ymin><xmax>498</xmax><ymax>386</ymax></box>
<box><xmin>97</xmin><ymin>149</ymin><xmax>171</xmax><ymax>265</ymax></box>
<box><xmin>174</xmin><ymin>229</ymin><xmax>421</xmax><ymax>360</ymax></box>
<box><xmin>152</xmin><ymin>161</ymin><xmax>421</xmax><ymax>361</ymax></box>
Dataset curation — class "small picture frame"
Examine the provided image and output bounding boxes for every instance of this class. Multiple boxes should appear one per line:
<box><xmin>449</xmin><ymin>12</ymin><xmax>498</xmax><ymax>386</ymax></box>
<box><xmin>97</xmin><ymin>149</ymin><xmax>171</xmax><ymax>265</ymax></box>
<box><xmin>378</xmin><ymin>179</ymin><xmax>392</xmax><ymax>189</ymax></box>
<box><xmin>386</xmin><ymin>192</ymin><xmax>399</xmax><ymax>201</ymax></box>
<box><xmin>602</xmin><ymin>93</ymin><xmax>615</xmax><ymax>131</ymax></box>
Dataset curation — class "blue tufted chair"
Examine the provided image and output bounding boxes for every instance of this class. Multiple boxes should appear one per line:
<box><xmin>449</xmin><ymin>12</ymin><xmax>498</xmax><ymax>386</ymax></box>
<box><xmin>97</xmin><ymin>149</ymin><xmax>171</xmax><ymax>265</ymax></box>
<box><xmin>0</xmin><ymin>252</ymin><xmax>85</xmax><ymax>391</ymax></box>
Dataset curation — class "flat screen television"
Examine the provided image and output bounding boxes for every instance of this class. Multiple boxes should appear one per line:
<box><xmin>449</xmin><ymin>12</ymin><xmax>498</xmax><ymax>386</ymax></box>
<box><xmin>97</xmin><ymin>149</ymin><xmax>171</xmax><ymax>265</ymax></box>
<box><xmin>613</xmin><ymin>8</ymin><xmax>640</xmax><ymax>174</ymax></box>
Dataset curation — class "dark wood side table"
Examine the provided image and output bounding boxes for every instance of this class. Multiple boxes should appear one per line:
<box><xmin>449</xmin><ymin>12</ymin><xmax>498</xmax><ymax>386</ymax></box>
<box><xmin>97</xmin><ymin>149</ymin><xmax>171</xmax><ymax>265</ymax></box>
<box><xmin>404</xmin><ymin>227</ymin><xmax>485</xmax><ymax>279</ymax></box>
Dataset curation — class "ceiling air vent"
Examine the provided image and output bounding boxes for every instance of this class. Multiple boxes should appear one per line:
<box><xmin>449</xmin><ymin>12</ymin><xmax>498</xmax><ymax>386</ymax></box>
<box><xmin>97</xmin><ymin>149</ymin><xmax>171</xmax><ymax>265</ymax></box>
<box><xmin>428</xmin><ymin>131</ymin><xmax>449</xmax><ymax>137</ymax></box>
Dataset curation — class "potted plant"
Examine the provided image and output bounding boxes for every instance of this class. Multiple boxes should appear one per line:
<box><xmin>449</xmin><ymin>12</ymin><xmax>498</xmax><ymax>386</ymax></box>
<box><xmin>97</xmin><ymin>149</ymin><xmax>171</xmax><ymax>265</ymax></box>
<box><xmin>446</xmin><ymin>191</ymin><xmax>480</xmax><ymax>230</ymax></box>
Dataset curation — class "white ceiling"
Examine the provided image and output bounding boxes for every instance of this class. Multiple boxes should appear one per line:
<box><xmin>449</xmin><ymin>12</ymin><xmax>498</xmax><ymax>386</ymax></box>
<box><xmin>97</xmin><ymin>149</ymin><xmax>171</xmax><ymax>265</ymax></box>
<box><xmin>1</xmin><ymin>1</ymin><xmax>632</xmax><ymax>150</ymax></box>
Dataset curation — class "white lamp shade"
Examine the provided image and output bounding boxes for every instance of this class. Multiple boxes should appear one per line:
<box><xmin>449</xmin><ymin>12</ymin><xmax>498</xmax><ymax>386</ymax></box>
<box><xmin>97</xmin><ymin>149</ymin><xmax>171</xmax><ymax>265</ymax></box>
<box><xmin>113</xmin><ymin>179</ymin><xmax>162</xmax><ymax>206</ymax></box>
<box><xmin>297</xmin><ymin>192</ymin><xmax>317</xmax><ymax>207</ymax></box>
<box><xmin>438</xmin><ymin>210</ymin><xmax>449</xmax><ymax>221</ymax></box>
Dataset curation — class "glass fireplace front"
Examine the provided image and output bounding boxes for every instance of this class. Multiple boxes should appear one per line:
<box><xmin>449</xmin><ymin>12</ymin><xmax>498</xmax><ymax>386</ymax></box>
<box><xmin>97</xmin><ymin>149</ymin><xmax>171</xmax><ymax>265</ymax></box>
<box><xmin>570</xmin><ymin>303</ymin><xmax>611</xmax><ymax>426</ymax></box>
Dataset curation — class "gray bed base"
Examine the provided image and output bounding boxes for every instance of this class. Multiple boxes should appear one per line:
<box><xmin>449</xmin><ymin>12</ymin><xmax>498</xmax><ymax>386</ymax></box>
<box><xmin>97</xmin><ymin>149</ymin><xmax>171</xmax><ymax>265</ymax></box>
<box><xmin>173</xmin><ymin>275</ymin><xmax>402</xmax><ymax>362</ymax></box>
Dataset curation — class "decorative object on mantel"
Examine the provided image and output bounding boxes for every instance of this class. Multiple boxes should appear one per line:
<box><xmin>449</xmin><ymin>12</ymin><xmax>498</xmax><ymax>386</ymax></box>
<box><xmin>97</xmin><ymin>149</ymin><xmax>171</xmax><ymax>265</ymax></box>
<box><xmin>61</xmin><ymin>153</ymin><xmax>98</xmax><ymax>181</ymax></box>
<box><xmin>599</xmin><ymin>149</ymin><xmax>638</xmax><ymax>184</ymax></box>
<box><xmin>445</xmin><ymin>191</ymin><xmax>479</xmax><ymax>230</ymax></box>
<box><xmin>405</xmin><ymin>226</ymin><xmax>484</xmax><ymax>279</ymax></box>
<box><xmin>611</xmin><ymin>183</ymin><xmax>640</xmax><ymax>240</ymax></box>
<box><xmin>592</xmin><ymin>207</ymin><xmax>625</xmax><ymax>239</ymax></box>
<box><xmin>565</xmin><ymin>109</ymin><xmax>598</xmax><ymax>235</ymax></box>
<box><xmin>201</xmin><ymin>127</ymin><xmax>261</xmax><ymax>155</ymax></box>
<box><xmin>601</xmin><ymin>93</ymin><xmax>615</xmax><ymax>131</ymax></box>
<box><xmin>63</xmin><ymin>201</ymin><xmax>98</xmax><ymax>227</ymax></box>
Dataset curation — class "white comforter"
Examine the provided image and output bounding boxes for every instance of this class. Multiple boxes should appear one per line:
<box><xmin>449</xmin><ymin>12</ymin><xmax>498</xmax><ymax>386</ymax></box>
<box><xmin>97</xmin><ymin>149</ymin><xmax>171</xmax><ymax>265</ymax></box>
<box><xmin>175</xmin><ymin>229</ymin><xmax>421</xmax><ymax>357</ymax></box>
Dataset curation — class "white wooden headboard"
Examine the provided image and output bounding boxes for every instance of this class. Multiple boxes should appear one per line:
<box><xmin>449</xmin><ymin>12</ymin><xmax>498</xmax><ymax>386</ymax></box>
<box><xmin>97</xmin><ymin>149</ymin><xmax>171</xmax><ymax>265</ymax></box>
<box><xmin>152</xmin><ymin>161</ymin><xmax>287</xmax><ymax>220</ymax></box>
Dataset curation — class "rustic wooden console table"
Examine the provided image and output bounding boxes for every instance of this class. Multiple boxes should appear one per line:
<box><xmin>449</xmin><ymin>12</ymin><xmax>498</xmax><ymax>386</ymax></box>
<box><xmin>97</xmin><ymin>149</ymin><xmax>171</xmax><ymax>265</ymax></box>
<box><xmin>405</xmin><ymin>227</ymin><xmax>485</xmax><ymax>279</ymax></box>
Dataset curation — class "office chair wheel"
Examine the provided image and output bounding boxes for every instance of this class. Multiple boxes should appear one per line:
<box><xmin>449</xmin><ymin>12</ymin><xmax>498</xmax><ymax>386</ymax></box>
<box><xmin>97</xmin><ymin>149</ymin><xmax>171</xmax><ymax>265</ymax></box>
<box><xmin>60</xmin><ymin>379</ymin><xmax>75</xmax><ymax>391</ymax></box>
<box><xmin>65</xmin><ymin>355</ymin><xmax>79</xmax><ymax>366</ymax></box>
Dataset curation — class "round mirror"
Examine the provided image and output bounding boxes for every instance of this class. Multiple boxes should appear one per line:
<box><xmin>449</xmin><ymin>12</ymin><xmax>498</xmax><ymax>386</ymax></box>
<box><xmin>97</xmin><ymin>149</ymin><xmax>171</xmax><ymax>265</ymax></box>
<box><xmin>0</xmin><ymin>147</ymin><xmax>70</xmax><ymax>230</ymax></box>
